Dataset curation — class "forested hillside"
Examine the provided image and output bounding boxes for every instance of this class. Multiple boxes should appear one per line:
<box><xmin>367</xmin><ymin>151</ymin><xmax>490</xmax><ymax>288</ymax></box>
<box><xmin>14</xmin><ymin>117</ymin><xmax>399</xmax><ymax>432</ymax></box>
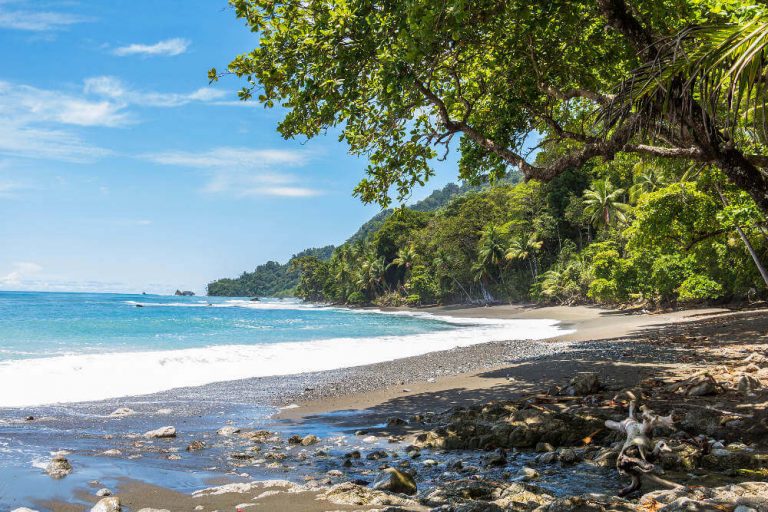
<box><xmin>207</xmin><ymin>182</ymin><xmax>482</xmax><ymax>296</ymax></box>
<box><xmin>206</xmin><ymin>246</ymin><xmax>334</xmax><ymax>297</ymax></box>
<box><xmin>292</xmin><ymin>155</ymin><xmax>768</xmax><ymax>307</ymax></box>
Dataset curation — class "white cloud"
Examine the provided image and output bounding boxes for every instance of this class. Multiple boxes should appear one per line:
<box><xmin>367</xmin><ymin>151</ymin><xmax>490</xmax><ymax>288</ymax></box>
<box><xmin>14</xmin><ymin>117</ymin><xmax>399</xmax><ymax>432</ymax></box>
<box><xmin>142</xmin><ymin>147</ymin><xmax>307</xmax><ymax>169</ymax></box>
<box><xmin>113</xmin><ymin>38</ymin><xmax>190</xmax><ymax>57</ymax></box>
<box><xmin>142</xmin><ymin>147</ymin><xmax>322</xmax><ymax>198</ymax></box>
<box><xmin>0</xmin><ymin>8</ymin><xmax>88</xmax><ymax>31</ymax></box>
<box><xmin>0</xmin><ymin>122</ymin><xmax>110</xmax><ymax>162</ymax></box>
<box><xmin>0</xmin><ymin>77</ymin><xmax>228</xmax><ymax>162</ymax></box>
<box><xmin>84</xmin><ymin>76</ymin><xmax>226</xmax><ymax>108</ymax></box>
<box><xmin>0</xmin><ymin>262</ymin><xmax>42</xmax><ymax>288</ymax></box>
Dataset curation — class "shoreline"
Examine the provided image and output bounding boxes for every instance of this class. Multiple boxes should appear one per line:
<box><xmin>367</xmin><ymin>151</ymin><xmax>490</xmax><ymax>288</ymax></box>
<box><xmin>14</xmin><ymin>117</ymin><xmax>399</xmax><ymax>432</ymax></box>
<box><xmin>275</xmin><ymin>303</ymin><xmax>733</xmax><ymax>420</ymax></box>
<box><xmin>5</xmin><ymin>303</ymin><xmax>766</xmax><ymax>511</ymax></box>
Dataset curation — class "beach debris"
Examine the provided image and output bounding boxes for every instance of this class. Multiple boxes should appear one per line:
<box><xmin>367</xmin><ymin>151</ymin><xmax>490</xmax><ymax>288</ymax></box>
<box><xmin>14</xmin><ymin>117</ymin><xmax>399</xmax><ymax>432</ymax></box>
<box><xmin>217</xmin><ymin>426</ymin><xmax>241</xmax><ymax>436</ymax></box>
<box><xmin>666</xmin><ymin>372</ymin><xmax>724</xmax><ymax>396</ymax></box>
<box><xmin>562</xmin><ymin>372</ymin><xmax>602</xmax><ymax>396</ymax></box>
<box><xmin>143</xmin><ymin>426</ymin><xmax>176</xmax><ymax>439</ymax></box>
<box><xmin>108</xmin><ymin>407</ymin><xmax>135</xmax><ymax>418</ymax></box>
<box><xmin>186</xmin><ymin>440</ymin><xmax>206</xmax><ymax>451</ymax></box>
<box><xmin>46</xmin><ymin>453</ymin><xmax>73</xmax><ymax>479</ymax></box>
<box><xmin>96</xmin><ymin>488</ymin><xmax>112</xmax><ymax>497</ymax></box>
<box><xmin>605</xmin><ymin>399</ymin><xmax>678</xmax><ymax>496</ymax></box>
<box><xmin>90</xmin><ymin>496</ymin><xmax>120</xmax><ymax>512</ymax></box>
<box><xmin>372</xmin><ymin>467</ymin><xmax>418</xmax><ymax>495</ymax></box>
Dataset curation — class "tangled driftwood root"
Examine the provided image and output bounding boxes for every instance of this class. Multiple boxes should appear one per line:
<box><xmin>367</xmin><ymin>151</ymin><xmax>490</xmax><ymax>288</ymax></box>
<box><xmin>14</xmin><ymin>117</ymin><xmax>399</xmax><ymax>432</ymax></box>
<box><xmin>605</xmin><ymin>398</ymin><xmax>681</xmax><ymax>496</ymax></box>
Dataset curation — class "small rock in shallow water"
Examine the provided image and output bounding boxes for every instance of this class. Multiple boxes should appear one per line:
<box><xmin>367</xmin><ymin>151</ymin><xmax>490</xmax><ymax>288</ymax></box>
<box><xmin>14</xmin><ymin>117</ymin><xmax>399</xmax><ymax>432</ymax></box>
<box><xmin>46</xmin><ymin>454</ymin><xmax>72</xmax><ymax>479</ymax></box>
<box><xmin>144</xmin><ymin>426</ymin><xmax>176</xmax><ymax>439</ymax></box>
<box><xmin>90</xmin><ymin>497</ymin><xmax>120</xmax><ymax>512</ymax></box>
<box><xmin>372</xmin><ymin>467</ymin><xmax>417</xmax><ymax>495</ymax></box>
<box><xmin>96</xmin><ymin>488</ymin><xmax>111</xmax><ymax>497</ymax></box>
<box><xmin>102</xmin><ymin>449</ymin><xmax>122</xmax><ymax>457</ymax></box>
<box><xmin>136</xmin><ymin>509</ymin><xmax>170</xmax><ymax>512</ymax></box>
<box><xmin>558</xmin><ymin>448</ymin><xmax>578</xmax><ymax>465</ymax></box>
<box><xmin>301</xmin><ymin>434</ymin><xmax>319</xmax><ymax>446</ymax></box>
<box><xmin>186</xmin><ymin>440</ymin><xmax>206</xmax><ymax>451</ymax></box>
<box><xmin>217</xmin><ymin>426</ymin><xmax>240</xmax><ymax>436</ymax></box>
<box><xmin>386</xmin><ymin>417</ymin><xmax>407</xmax><ymax>427</ymax></box>
<box><xmin>11</xmin><ymin>508</ymin><xmax>39</xmax><ymax>512</ymax></box>
<box><xmin>108</xmin><ymin>407</ymin><xmax>135</xmax><ymax>418</ymax></box>
<box><xmin>517</xmin><ymin>466</ymin><xmax>539</xmax><ymax>480</ymax></box>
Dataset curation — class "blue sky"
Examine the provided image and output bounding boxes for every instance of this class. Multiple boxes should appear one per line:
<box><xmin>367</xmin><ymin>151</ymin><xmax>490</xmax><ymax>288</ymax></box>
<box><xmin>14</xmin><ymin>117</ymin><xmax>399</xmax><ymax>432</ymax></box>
<box><xmin>0</xmin><ymin>0</ymin><xmax>458</xmax><ymax>294</ymax></box>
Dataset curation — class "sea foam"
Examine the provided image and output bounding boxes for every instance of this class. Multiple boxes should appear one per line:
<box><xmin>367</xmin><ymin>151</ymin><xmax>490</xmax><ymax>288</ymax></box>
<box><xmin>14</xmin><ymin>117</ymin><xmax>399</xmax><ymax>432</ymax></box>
<box><xmin>0</xmin><ymin>313</ymin><xmax>570</xmax><ymax>408</ymax></box>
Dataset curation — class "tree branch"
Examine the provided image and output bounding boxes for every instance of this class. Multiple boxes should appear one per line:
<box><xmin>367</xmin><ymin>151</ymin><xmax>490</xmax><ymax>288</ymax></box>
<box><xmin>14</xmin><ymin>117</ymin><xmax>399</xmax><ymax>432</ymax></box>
<box><xmin>597</xmin><ymin>0</ymin><xmax>658</xmax><ymax>59</ymax></box>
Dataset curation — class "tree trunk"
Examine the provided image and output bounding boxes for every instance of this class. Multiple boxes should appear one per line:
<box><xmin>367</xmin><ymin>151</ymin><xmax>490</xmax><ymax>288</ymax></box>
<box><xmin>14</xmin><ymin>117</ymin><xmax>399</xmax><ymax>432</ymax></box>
<box><xmin>714</xmin><ymin>148</ymin><xmax>768</xmax><ymax>216</ymax></box>
<box><xmin>716</xmin><ymin>185</ymin><xmax>768</xmax><ymax>289</ymax></box>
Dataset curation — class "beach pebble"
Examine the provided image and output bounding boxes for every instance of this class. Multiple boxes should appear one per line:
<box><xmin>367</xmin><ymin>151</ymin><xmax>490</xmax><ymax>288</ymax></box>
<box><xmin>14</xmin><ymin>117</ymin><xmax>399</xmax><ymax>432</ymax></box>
<box><xmin>301</xmin><ymin>434</ymin><xmax>319</xmax><ymax>446</ymax></box>
<box><xmin>11</xmin><ymin>508</ymin><xmax>39</xmax><ymax>512</ymax></box>
<box><xmin>144</xmin><ymin>426</ymin><xmax>176</xmax><ymax>439</ymax></box>
<box><xmin>186</xmin><ymin>440</ymin><xmax>206</xmax><ymax>451</ymax></box>
<box><xmin>137</xmin><ymin>509</ymin><xmax>171</xmax><ymax>512</ymax></box>
<box><xmin>217</xmin><ymin>426</ymin><xmax>240</xmax><ymax>436</ymax></box>
<box><xmin>90</xmin><ymin>497</ymin><xmax>120</xmax><ymax>512</ymax></box>
<box><xmin>96</xmin><ymin>488</ymin><xmax>112</xmax><ymax>497</ymax></box>
<box><xmin>46</xmin><ymin>453</ymin><xmax>72</xmax><ymax>479</ymax></box>
<box><xmin>194</xmin><ymin>507</ymin><xmax>204</xmax><ymax>511</ymax></box>
<box><xmin>156</xmin><ymin>408</ymin><xmax>172</xmax><ymax>415</ymax></box>
<box><xmin>362</xmin><ymin>436</ymin><xmax>377</xmax><ymax>443</ymax></box>
<box><xmin>372</xmin><ymin>467</ymin><xmax>417</xmax><ymax>495</ymax></box>
<box><xmin>386</xmin><ymin>417</ymin><xmax>407</xmax><ymax>427</ymax></box>
<box><xmin>518</xmin><ymin>467</ymin><xmax>540</xmax><ymax>481</ymax></box>
<box><xmin>102</xmin><ymin>449</ymin><xmax>122</xmax><ymax>457</ymax></box>
<box><xmin>108</xmin><ymin>407</ymin><xmax>135</xmax><ymax>418</ymax></box>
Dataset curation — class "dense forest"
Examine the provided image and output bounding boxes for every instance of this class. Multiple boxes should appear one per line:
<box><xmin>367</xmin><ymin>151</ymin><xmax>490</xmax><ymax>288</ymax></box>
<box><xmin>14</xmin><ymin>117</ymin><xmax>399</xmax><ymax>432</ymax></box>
<box><xmin>207</xmin><ymin>246</ymin><xmax>334</xmax><ymax>297</ymax></box>
<box><xmin>206</xmin><ymin>183</ymin><xmax>478</xmax><ymax>296</ymax></box>
<box><xmin>211</xmin><ymin>0</ymin><xmax>768</xmax><ymax>307</ymax></box>
<box><xmin>292</xmin><ymin>155</ymin><xmax>768</xmax><ymax>306</ymax></box>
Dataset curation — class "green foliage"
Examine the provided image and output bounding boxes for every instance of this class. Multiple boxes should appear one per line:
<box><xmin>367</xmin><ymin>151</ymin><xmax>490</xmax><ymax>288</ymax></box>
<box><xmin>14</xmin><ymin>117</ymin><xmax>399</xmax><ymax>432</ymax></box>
<box><xmin>678</xmin><ymin>274</ymin><xmax>725</xmax><ymax>302</ymax></box>
<box><xmin>207</xmin><ymin>246</ymin><xmax>334</xmax><ymax>297</ymax></box>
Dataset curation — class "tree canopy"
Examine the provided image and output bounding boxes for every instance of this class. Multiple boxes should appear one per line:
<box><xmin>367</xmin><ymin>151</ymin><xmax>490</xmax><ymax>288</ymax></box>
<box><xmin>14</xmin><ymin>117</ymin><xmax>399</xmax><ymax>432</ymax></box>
<box><xmin>213</xmin><ymin>0</ymin><xmax>768</xmax><ymax>212</ymax></box>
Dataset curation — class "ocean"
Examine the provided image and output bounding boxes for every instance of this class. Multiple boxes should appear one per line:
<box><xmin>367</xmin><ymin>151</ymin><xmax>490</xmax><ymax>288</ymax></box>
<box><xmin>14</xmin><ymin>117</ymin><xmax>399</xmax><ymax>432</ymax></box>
<box><xmin>0</xmin><ymin>291</ymin><xmax>567</xmax><ymax>408</ymax></box>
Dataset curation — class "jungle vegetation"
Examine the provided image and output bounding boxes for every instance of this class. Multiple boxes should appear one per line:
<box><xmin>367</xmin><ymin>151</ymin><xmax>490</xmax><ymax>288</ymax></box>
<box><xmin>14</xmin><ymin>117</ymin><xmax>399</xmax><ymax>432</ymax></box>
<box><xmin>210</xmin><ymin>0</ymin><xmax>768</xmax><ymax>306</ymax></box>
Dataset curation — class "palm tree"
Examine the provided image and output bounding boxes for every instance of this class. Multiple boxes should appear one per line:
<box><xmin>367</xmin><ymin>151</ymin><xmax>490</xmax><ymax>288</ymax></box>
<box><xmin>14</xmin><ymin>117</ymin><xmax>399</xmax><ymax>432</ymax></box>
<box><xmin>629</xmin><ymin>163</ymin><xmax>664</xmax><ymax>203</ymax></box>
<box><xmin>388</xmin><ymin>244</ymin><xmax>418</xmax><ymax>271</ymax></box>
<box><xmin>475</xmin><ymin>225</ymin><xmax>508</xmax><ymax>299</ymax></box>
<box><xmin>357</xmin><ymin>252</ymin><xmax>386</xmax><ymax>297</ymax></box>
<box><xmin>505</xmin><ymin>232</ymin><xmax>544</xmax><ymax>279</ymax></box>
<box><xmin>583</xmin><ymin>180</ymin><xmax>631</xmax><ymax>229</ymax></box>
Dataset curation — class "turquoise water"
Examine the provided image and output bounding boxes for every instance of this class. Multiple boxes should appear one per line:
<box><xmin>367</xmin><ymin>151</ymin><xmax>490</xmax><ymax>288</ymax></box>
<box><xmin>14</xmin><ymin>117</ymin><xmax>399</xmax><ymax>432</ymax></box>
<box><xmin>0</xmin><ymin>291</ymin><xmax>565</xmax><ymax>407</ymax></box>
<box><xmin>0</xmin><ymin>291</ymin><xmax>457</xmax><ymax>360</ymax></box>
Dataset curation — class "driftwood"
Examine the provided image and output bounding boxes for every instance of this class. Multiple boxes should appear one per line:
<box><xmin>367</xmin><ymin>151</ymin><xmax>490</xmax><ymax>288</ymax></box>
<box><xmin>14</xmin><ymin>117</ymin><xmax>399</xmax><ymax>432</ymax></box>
<box><xmin>605</xmin><ymin>400</ymin><xmax>681</xmax><ymax>496</ymax></box>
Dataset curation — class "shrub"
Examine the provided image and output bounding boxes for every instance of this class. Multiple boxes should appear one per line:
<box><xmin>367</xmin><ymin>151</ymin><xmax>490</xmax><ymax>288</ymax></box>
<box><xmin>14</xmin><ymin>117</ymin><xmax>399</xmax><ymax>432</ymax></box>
<box><xmin>346</xmin><ymin>291</ymin><xmax>366</xmax><ymax>304</ymax></box>
<box><xmin>677</xmin><ymin>274</ymin><xmax>724</xmax><ymax>302</ymax></box>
